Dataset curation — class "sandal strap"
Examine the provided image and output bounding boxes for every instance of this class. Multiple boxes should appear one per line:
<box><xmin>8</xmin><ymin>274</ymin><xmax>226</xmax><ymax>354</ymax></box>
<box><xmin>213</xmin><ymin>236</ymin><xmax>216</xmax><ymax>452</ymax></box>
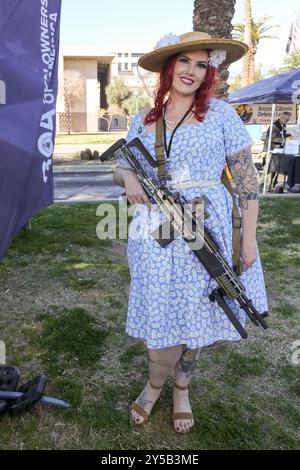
<box><xmin>173</xmin><ymin>412</ymin><xmax>193</xmax><ymax>421</ymax></box>
<box><xmin>130</xmin><ymin>402</ymin><xmax>149</xmax><ymax>421</ymax></box>
<box><xmin>173</xmin><ymin>382</ymin><xmax>189</xmax><ymax>390</ymax></box>
<box><xmin>148</xmin><ymin>379</ymin><xmax>163</xmax><ymax>390</ymax></box>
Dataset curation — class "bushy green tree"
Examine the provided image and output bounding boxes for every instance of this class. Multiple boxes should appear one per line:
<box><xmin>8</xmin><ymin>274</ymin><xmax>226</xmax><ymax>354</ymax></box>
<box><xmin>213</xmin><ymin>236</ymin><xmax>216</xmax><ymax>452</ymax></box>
<box><xmin>105</xmin><ymin>77</ymin><xmax>131</xmax><ymax>111</ymax></box>
<box><xmin>105</xmin><ymin>79</ymin><xmax>151</xmax><ymax>116</ymax></box>
<box><xmin>268</xmin><ymin>50</ymin><xmax>300</xmax><ymax>75</ymax></box>
<box><xmin>122</xmin><ymin>89</ymin><xmax>151</xmax><ymax>116</ymax></box>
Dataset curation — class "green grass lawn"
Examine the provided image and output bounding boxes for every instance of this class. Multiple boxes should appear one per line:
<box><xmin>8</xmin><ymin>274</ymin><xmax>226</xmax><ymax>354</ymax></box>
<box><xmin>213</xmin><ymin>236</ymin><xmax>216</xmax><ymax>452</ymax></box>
<box><xmin>0</xmin><ymin>199</ymin><xmax>299</xmax><ymax>450</ymax></box>
<box><xmin>55</xmin><ymin>132</ymin><xmax>126</xmax><ymax>146</ymax></box>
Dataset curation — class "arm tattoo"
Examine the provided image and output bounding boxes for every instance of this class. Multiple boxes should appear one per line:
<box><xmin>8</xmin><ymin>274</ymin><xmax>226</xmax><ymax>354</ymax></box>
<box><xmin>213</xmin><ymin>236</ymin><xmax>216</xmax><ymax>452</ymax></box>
<box><xmin>226</xmin><ymin>145</ymin><xmax>259</xmax><ymax>210</ymax></box>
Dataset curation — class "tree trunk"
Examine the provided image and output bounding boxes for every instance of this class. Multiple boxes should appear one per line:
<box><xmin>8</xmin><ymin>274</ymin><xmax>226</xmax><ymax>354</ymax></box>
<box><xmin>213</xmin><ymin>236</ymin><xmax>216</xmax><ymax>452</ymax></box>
<box><xmin>193</xmin><ymin>0</ymin><xmax>236</xmax><ymax>100</ymax></box>
<box><xmin>248</xmin><ymin>46</ymin><xmax>255</xmax><ymax>84</ymax></box>
<box><xmin>242</xmin><ymin>0</ymin><xmax>252</xmax><ymax>86</ymax></box>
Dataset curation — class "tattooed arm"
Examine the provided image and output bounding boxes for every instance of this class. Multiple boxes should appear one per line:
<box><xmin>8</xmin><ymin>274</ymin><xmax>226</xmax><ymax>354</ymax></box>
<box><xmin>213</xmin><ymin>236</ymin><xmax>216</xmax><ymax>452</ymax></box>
<box><xmin>226</xmin><ymin>145</ymin><xmax>260</xmax><ymax>271</ymax></box>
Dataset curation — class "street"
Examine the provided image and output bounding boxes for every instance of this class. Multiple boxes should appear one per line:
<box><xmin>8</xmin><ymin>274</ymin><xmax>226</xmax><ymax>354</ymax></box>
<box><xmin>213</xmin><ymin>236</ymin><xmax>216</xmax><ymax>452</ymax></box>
<box><xmin>53</xmin><ymin>164</ymin><xmax>124</xmax><ymax>202</ymax></box>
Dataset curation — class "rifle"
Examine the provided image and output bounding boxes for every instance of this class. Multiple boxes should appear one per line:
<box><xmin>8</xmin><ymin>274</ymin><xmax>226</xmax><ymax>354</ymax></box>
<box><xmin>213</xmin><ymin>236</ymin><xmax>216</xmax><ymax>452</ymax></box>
<box><xmin>101</xmin><ymin>138</ymin><xmax>268</xmax><ymax>339</ymax></box>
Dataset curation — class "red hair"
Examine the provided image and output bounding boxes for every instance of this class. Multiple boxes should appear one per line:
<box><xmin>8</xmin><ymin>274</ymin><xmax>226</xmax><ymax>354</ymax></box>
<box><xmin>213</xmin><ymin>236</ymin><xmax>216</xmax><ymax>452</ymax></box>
<box><xmin>144</xmin><ymin>52</ymin><xmax>218</xmax><ymax>125</ymax></box>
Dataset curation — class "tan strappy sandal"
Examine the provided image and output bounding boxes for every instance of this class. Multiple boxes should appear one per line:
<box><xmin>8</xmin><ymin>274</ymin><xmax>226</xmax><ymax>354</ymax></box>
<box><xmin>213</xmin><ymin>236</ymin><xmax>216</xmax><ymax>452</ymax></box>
<box><xmin>172</xmin><ymin>382</ymin><xmax>194</xmax><ymax>433</ymax></box>
<box><xmin>128</xmin><ymin>379</ymin><xmax>163</xmax><ymax>426</ymax></box>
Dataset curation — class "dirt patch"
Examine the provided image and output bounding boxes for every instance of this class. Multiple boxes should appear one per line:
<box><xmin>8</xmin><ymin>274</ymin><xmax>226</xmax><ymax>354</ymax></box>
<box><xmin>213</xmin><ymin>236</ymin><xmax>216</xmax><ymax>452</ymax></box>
<box><xmin>103</xmin><ymin>241</ymin><xmax>128</xmax><ymax>264</ymax></box>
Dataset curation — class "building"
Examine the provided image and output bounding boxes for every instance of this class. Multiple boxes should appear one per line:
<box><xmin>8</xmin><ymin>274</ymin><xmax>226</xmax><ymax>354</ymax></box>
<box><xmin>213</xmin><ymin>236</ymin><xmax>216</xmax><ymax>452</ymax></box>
<box><xmin>56</xmin><ymin>49</ymin><xmax>156</xmax><ymax>133</ymax></box>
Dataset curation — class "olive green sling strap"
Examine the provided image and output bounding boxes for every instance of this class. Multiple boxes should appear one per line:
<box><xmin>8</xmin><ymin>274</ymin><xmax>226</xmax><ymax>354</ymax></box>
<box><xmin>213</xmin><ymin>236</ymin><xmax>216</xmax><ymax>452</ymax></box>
<box><xmin>155</xmin><ymin>113</ymin><xmax>242</xmax><ymax>273</ymax></box>
<box><xmin>155</xmin><ymin>114</ymin><xmax>166</xmax><ymax>177</ymax></box>
<box><xmin>220</xmin><ymin>169</ymin><xmax>242</xmax><ymax>273</ymax></box>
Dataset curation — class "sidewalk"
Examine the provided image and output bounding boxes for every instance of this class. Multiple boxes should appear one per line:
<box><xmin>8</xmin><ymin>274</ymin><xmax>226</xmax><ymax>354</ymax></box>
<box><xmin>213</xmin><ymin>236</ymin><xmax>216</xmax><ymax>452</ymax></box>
<box><xmin>53</xmin><ymin>163</ymin><xmax>115</xmax><ymax>173</ymax></box>
<box><xmin>52</xmin><ymin>143</ymin><xmax>300</xmax><ymax>201</ymax></box>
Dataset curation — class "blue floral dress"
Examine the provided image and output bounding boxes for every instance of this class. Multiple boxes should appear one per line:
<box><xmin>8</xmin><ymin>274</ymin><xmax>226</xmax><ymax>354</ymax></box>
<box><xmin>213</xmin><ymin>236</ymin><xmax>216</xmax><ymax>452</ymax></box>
<box><xmin>117</xmin><ymin>98</ymin><xmax>268</xmax><ymax>349</ymax></box>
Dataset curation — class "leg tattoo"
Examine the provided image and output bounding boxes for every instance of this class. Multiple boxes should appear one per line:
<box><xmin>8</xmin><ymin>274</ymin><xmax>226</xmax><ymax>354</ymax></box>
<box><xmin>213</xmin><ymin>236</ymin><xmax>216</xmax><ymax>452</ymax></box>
<box><xmin>172</xmin><ymin>345</ymin><xmax>201</xmax><ymax>433</ymax></box>
<box><xmin>136</xmin><ymin>389</ymin><xmax>153</xmax><ymax>409</ymax></box>
<box><xmin>176</xmin><ymin>346</ymin><xmax>201</xmax><ymax>379</ymax></box>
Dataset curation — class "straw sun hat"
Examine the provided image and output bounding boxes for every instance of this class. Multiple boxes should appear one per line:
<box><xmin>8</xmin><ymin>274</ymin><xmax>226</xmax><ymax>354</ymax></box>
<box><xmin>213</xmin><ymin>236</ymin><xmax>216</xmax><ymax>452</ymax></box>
<box><xmin>138</xmin><ymin>31</ymin><xmax>248</xmax><ymax>72</ymax></box>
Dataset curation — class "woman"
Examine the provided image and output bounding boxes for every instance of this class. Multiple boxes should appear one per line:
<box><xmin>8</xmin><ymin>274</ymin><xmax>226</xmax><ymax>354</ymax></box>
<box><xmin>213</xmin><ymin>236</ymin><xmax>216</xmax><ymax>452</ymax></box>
<box><xmin>114</xmin><ymin>32</ymin><xmax>268</xmax><ymax>434</ymax></box>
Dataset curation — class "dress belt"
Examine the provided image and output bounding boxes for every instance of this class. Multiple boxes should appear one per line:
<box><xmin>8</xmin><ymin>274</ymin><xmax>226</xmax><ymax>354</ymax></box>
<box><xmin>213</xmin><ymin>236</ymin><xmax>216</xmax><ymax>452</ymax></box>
<box><xmin>167</xmin><ymin>180</ymin><xmax>221</xmax><ymax>190</ymax></box>
<box><xmin>147</xmin><ymin>180</ymin><xmax>221</xmax><ymax>208</ymax></box>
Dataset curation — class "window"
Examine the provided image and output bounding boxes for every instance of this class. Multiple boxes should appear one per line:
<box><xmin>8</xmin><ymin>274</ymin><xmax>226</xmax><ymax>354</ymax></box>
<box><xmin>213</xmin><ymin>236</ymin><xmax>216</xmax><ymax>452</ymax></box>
<box><xmin>124</xmin><ymin>63</ymin><xmax>128</xmax><ymax>70</ymax></box>
<box><xmin>114</xmin><ymin>118</ymin><xmax>119</xmax><ymax>127</ymax></box>
<box><xmin>118</xmin><ymin>63</ymin><xmax>122</xmax><ymax>72</ymax></box>
<box><xmin>132</xmin><ymin>53</ymin><xmax>143</xmax><ymax>57</ymax></box>
<box><xmin>124</xmin><ymin>53</ymin><xmax>128</xmax><ymax>57</ymax></box>
<box><xmin>118</xmin><ymin>53</ymin><xmax>122</xmax><ymax>57</ymax></box>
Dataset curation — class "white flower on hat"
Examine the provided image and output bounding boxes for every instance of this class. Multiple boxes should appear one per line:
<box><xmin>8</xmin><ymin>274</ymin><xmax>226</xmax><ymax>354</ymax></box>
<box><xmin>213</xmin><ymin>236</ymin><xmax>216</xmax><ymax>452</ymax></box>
<box><xmin>208</xmin><ymin>49</ymin><xmax>227</xmax><ymax>68</ymax></box>
<box><xmin>154</xmin><ymin>33</ymin><xmax>181</xmax><ymax>50</ymax></box>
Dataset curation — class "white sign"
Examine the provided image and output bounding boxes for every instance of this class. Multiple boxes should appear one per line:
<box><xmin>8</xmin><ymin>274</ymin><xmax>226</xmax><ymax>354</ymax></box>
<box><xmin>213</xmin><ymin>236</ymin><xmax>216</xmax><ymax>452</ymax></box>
<box><xmin>285</xmin><ymin>140</ymin><xmax>299</xmax><ymax>154</ymax></box>
<box><xmin>234</xmin><ymin>103</ymin><xmax>297</xmax><ymax>125</ymax></box>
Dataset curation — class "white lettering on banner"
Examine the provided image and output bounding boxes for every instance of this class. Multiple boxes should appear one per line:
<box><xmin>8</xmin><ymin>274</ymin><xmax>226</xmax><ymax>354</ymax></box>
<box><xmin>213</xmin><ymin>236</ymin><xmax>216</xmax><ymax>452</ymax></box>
<box><xmin>50</xmin><ymin>13</ymin><xmax>57</xmax><ymax>23</ymax></box>
<box><xmin>37</xmin><ymin>0</ymin><xmax>58</xmax><ymax>183</ymax></box>
<box><xmin>40</xmin><ymin>109</ymin><xmax>55</xmax><ymax>131</ymax></box>
<box><xmin>0</xmin><ymin>80</ymin><xmax>6</xmax><ymax>104</ymax></box>
<box><xmin>42</xmin><ymin>159</ymin><xmax>52</xmax><ymax>183</ymax></box>
<box><xmin>38</xmin><ymin>131</ymin><xmax>53</xmax><ymax>158</ymax></box>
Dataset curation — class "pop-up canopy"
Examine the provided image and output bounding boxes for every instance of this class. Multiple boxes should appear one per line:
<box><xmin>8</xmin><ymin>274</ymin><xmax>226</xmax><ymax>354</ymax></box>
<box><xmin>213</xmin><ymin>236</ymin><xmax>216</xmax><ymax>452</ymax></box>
<box><xmin>228</xmin><ymin>68</ymin><xmax>300</xmax><ymax>193</ymax></box>
<box><xmin>228</xmin><ymin>68</ymin><xmax>300</xmax><ymax>104</ymax></box>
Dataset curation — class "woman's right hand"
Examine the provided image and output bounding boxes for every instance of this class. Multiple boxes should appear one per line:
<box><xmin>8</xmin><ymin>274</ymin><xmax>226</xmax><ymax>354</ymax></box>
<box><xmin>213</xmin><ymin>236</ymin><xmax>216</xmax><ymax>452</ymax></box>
<box><xmin>123</xmin><ymin>171</ymin><xmax>151</xmax><ymax>209</ymax></box>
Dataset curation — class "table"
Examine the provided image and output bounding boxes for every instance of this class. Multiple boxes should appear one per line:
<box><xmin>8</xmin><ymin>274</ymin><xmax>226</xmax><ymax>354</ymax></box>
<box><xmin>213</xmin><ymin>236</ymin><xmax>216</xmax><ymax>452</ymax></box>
<box><xmin>268</xmin><ymin>153</ymin><xmax>300</xmax><ymax>189</ymax></box>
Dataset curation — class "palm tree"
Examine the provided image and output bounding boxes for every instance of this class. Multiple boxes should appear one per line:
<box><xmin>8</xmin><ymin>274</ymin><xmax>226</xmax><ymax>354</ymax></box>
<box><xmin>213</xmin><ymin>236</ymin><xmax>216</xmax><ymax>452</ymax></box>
<box><xmin>233</xmin><ymin>15</ymin><xmax>279</xmax><ymax>85</ymax></box>
<box><xmin>229</xmin><ymin>63</ymin><xmax>266</xmax><ymax>92</ymax></box>
<box><xmin>242</xmin><ymin>0</ymin><xmax>252</xmax><ymax>86</ymax></box>
<box><xmin>193</xmin><ymin>0</ymin><xmax>236</xmax><ymax>99</ymax></box>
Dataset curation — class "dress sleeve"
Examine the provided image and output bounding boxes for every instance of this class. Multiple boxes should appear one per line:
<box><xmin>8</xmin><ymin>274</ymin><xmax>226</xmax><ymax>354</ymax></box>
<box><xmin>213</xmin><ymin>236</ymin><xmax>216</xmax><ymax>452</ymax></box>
<box><xmin>221</xmin><ymin>102</ymin><xmax>253</xmax><ymax>156</ymax></box>
<box><xmin>116</xmin><ymin>113</ymin><xmax>140</xmax><ymax>171</ymax></box>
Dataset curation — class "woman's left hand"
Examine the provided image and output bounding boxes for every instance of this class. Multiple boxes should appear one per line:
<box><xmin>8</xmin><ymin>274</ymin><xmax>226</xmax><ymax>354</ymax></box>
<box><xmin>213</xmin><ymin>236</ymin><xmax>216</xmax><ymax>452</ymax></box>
<box><xmin>240</xmin><ymin>238</ymin><xmax>257</xmax><ymax>272</ymax></box>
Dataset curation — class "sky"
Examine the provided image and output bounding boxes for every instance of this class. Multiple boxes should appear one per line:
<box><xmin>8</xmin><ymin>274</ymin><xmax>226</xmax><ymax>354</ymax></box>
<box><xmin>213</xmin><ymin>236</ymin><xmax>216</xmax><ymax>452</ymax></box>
<box><xmin>60</xmin><ymin>0</ymin><xmax>300</xmax><ymax>76</ymax></box>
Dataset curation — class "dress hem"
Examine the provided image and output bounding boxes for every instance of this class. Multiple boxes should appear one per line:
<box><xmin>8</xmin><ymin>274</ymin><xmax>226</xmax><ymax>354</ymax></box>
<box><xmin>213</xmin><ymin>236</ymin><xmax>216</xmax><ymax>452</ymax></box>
<box><xmin>125</xmin><ymin>330</ymin><xmax>242</xmax><ymax>350</ymax></box>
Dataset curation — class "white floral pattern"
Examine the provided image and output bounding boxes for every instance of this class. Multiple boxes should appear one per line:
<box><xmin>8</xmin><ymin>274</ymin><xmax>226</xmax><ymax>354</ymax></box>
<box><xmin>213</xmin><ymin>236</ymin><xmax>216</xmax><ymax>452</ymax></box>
<box><xmin>118</xmin><ymin>98</ymin><xmax>268</xmax><ymax>349</ymax></box>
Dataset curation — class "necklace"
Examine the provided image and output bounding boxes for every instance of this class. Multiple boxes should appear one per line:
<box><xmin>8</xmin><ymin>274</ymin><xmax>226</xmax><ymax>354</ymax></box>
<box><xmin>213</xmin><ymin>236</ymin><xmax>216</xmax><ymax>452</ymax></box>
<box><xmin>164</xmin><ymin>108</ymin><xmax>195</xmax><ymax>131</ymax></box>
<box><xmin>162</xmin><ymin>106</ymin><xmax>193</xmax><ymax>167</ymax></box>
<box><xmin>165</xmin><ymin>113</ymin><xmax>194</xmax><ymax>130</ymax></box>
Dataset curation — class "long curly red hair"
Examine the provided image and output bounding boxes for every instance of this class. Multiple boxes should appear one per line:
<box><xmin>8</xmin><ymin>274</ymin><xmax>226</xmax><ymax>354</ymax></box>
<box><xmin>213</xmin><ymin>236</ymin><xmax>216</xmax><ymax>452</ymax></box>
<box><xmin>144</xmin><ymin>52</ymin><xmax>218</xmax><ymax>125</ymax></box>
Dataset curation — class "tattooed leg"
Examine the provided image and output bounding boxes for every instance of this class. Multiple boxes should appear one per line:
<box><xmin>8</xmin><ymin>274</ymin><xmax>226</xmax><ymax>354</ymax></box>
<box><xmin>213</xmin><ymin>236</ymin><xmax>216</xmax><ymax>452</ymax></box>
<box><xmin>173</xmin><ymin>346</ymin><xmax>201</xmax><ymax>433</ymax></box>
<box><xmin>130</xmin><ymin>345</ymin><xmax>183</xmax><ymax>424</ymax></box>
<box><xmin>175</xmin><ymin>345</ymin><xmax>202</xmax><ymax>384</ymax></box>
